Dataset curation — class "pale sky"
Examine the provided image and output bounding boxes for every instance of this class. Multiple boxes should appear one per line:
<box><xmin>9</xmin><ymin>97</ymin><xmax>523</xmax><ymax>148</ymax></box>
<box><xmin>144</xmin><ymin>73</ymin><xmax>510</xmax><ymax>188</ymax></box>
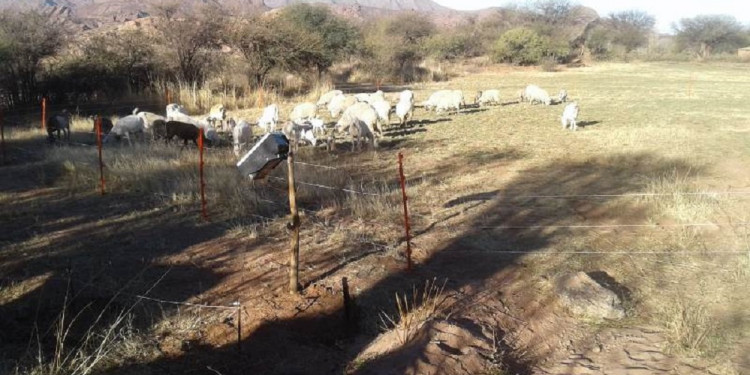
<box><xmin>433</xmin><ymin>0</ymin><xmax>750</xmax><ymax>34</ymax></box>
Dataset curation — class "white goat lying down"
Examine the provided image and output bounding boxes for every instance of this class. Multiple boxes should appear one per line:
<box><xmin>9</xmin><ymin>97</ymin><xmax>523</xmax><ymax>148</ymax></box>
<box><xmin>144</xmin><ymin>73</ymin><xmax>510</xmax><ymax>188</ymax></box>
<box><xmin>561</xmin><ymin>102</ymin><xmax>580</xmax><ymax>131</ymax></box>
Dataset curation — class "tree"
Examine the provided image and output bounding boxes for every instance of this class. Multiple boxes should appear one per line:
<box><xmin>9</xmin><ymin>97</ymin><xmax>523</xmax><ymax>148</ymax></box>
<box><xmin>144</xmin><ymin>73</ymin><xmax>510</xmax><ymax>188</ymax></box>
<box><xmin>367</xmin><ymin>13</ymin><xmax>435</xmax><ymax>81</ymax></box>
<box><xmin>0</xmin><ymin>10</ymin><xmax>66</xmax><ymax>105</ymax></box>
<box><xmin>492</xmin><ymin>27</ymin><xmax>566</xmax><ymax>65</ymax></box>
<box><xmin>156</xmin><ymin>7</ymin><xmax>223</xmax><ymax>84</ymax></box>
<box><xmin>528</xmin><ymin>0</ymin><xmax>574</xmax><ymax>27</ymax></box>
<box><xmin>83</xmin><ymin>29</ymin><xmax>156</xmax><ymax>92</ymax></box>
<box><xmin>278</xmin><ymin>4</ymin><xmax>361</xmax><ymax>75</ymax></box>
<box><xmin>674</xmin><ymin>15</ymin><xmax>746</xmax><ymax>58</ymax></box>
<box><xmin>607</xmin><ymin>10</ymin><xmax>655</xmax><ymax>52</ymax></box>
<box><xmin>230</xmin><ymin>18</ymin><xmax>324</xmax><ymax>85</ymax></box>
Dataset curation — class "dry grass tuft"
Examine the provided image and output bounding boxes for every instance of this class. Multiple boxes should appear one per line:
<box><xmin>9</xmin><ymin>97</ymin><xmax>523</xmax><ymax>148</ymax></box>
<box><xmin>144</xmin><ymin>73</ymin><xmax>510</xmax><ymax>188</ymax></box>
<box><xmin>379</xmin><ymin>278</ymin><xmax>448</xmax><ymax>345</ymax></box>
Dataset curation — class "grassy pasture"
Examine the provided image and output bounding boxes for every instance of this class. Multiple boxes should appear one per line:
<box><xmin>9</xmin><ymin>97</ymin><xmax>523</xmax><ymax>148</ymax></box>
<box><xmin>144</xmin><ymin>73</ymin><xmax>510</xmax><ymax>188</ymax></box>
<box><xmin>1</xmin><ymin>62</ymin><xmax>749</xmax><ymax>374</ymax></box>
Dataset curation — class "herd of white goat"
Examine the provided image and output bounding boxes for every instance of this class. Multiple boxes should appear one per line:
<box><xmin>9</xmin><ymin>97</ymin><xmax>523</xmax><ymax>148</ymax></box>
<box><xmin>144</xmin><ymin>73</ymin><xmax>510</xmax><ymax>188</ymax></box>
<box><xmin>45</xmin><ymin>84</ymin><xmax>581</xmax><ymax>156</ymax></box>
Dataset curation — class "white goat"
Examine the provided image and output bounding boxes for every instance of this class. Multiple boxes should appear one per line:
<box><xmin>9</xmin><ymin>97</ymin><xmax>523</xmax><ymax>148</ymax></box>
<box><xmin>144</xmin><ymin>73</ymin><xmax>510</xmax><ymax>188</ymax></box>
<box><xmin>424</xmin><ymin>90</ymin><xmax>463</xmax><ymax>113</ymax></box>
<box><xmin>395</xmin><ymin>90</ymin><xmax>414</xmax><ymax>127</ymax></box>
<box><xmin>134</xmin><ymin>111</ymin><xmax>165</xmax><ymax>130</ymax></box>
<box><xmin>475</xmin><ymin>90</ymin><xmax>501</xmax><ymax>106</ymax></box>
<box><xmin>316</xmin><ymin>90</ymin><xmax>343</xmax><ymax>107</ymax></box>
<box><xmin>561</xmin><ymin>102</ymin><xmax>580</xmax><ymax>131</ymax></box>
<box><xmin>335</xmin><ymin>102</ymin><xmax>381</xmax><ymax>149</ymax></box>
<box><xmin>289</xmin><ymin>102</ymin><xmax>317</xmax><ymax>122</ymax></box>
<box><xmin>328</xmin><ymin>94</ymin><xmax>357</xmax><ymax>118</ymax></box>
<box><xmin>166</xmin><ymin>103</ymin><xmax>188</xmax><ymax>120</ymax></box>
<box><xmin>370</xmin><ymin>100</ymin><xmax>392</xmax><ymax>129</ymax></box>
<box><xmin>257</xmin><ymin>104</ymin><xmax>279</xmax><ymax>133</ymax></box>
<box><xmin>558</xmin><ymin>89</ymin><xmax>568</xmax><ymax>103</ymax></box>
<box><xmin>309</xmin><ymin>117</ymin><xmax>326</xmax><ymax>136</ymax></box>
<box><xmin>524</xmin><ymin>85</ymin><xmax>552</xmax><ymax>105</ymax></box>
<box><xmin>104</xmin><ymin>115</ymin><xmax>146</xmax><ymax>145</ymax></box>
<box><xmin>232</xmin><ymin>120</ymin><xmax>253</xmax><ymax>156</ymax></box>
<box><xmin>206</xmin><ymin>104</ymin><xmax>227</xmax><ymax>130</ymax></box>
<box><xmin>282</xmin><ymin>121</ymin><xmax>317</xmax><ymax>151</ymax></box>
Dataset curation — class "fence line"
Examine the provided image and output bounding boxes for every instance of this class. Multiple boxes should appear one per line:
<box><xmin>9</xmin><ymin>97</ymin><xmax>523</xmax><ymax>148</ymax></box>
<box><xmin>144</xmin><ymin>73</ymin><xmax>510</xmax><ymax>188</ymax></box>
<box><xmin>269</xmin><ymin>176</ymin><xmax>383</xmax><ymax>196</ymax></box>
<box><xmin>294</xmin><ymin>161</ymin><xmax>340</xmax><ymax>170</ymax></box>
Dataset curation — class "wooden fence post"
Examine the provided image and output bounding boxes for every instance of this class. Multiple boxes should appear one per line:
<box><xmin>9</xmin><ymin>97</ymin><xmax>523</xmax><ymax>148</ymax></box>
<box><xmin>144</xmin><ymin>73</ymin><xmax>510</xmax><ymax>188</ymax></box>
<box><xmin>198</xmin><ymin>129</ymin><xmax>208</xmax><ymax>220</ymax></box>
<box><xmin>96</xmin><ymin>116</ymin><xmax>106</xmax><ymax>195</ymax></box>
<box><xmin>398</xmin><ymin>152</ymin><xmax>413</xmax><ymax>271</ymax></box>
<box><xmin>41</xmin><ymin>97</ymin><xmax>47</xmax><ymax>130</ymax></box>
<box><xmin>287</xmin><ymin>151</ymin><xmax>300</xmax><ymax>294</ymax></box>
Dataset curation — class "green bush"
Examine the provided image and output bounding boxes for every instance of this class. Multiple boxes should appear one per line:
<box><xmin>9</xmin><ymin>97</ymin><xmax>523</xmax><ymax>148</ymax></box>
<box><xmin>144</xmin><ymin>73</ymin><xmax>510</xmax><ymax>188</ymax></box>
<box><xmin>492</xmin><ymin>28</ymin><xmax>568</xmax><ymax>65</ymax></box>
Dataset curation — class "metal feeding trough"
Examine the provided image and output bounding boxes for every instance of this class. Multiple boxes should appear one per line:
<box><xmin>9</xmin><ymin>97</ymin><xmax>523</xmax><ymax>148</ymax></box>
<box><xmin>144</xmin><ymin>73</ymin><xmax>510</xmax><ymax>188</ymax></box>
<box><xmin>236</xmin><ymin>132</ymin><xmax>290</xmax><ymax>180</ymax></box>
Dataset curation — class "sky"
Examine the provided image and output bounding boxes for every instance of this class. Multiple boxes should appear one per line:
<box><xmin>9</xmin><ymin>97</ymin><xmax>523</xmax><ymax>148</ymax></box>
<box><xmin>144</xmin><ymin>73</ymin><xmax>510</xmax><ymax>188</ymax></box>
<box><xmin>432</xmin><ymin>0</ymin><xmax>750</xmax><ymax>34</ymax></box>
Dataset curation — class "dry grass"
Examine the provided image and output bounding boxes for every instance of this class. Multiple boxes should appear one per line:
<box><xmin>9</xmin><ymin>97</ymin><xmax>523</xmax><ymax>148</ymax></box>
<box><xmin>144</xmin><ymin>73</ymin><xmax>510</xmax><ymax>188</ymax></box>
<box><xmin>3</xmin><ymin>61</ymin><xmax>750</xmax><ymax>373</ymax></box>
<box><xmin>378</xmin><ymin>278</ymin><xmax>448</xmax><ymax>345</ymax></box>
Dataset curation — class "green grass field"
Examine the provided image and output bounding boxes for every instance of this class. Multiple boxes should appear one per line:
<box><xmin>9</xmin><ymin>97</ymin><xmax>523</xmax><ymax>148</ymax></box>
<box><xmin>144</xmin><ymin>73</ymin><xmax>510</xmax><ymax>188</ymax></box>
<box><xmin>1</xmin><ymin>62</ymin><xmax>749</xmax><ymax>374</ymax></box>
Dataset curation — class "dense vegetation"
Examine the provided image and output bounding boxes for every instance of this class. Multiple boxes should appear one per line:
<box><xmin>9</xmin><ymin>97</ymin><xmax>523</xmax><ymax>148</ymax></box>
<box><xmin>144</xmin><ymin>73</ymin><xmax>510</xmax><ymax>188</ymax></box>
<box><xmin>0</xmin><ymin>0</ymin><xmax>749</xmax><ymax>108</ymax></box>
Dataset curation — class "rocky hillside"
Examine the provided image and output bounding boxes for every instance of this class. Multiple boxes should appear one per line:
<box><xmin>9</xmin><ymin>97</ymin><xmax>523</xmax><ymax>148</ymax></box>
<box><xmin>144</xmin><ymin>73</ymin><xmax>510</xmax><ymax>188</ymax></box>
<box><xmin>0</xmin><ymin>0</ymin><xmax>455</xmax><ymax>25</ymax></box>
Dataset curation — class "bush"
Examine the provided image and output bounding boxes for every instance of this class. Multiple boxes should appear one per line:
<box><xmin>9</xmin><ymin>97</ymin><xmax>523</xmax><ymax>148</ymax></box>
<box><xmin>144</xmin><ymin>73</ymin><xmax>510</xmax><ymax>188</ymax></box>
<box><xmin>492</xmin><ymin>28</ymin><xmax>568</xmax><ymax>65</ymax></box>
<box><xmin>425</xmin><ymin>32</ymin><xmax>482</xmax><ymax>61</ymax></box>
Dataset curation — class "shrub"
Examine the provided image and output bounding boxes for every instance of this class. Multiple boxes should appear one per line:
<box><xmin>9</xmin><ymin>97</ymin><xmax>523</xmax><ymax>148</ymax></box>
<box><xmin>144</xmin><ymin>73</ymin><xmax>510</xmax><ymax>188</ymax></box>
<box><xmin>492</xmin><ymin>28</ymin><xmax>567</xmax><ymax>65</ymax></box>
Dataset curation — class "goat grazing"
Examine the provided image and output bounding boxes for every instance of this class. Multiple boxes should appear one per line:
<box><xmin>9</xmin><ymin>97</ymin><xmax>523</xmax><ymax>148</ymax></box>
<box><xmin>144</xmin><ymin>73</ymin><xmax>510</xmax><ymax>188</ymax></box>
<box><xmin>47</xmin><ymin>111</ymin><xmax>71</xmax><ymax>142</ymax></box>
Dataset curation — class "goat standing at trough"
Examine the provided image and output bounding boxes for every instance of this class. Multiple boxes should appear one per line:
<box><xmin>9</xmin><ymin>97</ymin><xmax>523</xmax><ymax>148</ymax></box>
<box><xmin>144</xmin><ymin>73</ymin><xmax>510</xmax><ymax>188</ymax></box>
<box><xmin>104</xmin><ymin>114</ymin><xmax>146</xmax><ymax>145</ymax></box>
<box><xmin>395</xmin><ymin>90</ymin><xmax>415</xmax><ymax>127</ymax></box>
<box><xmin>523</xmin><ymin>85</ymin><xmax>552</xmax><ymax>105</ymax></box>
<box><xmin>561</xmin><ymin>102</ymin><xmax>580</xmax><ymax>131</ymax></box>
<box><xmin>282</xmin><ymin>121</ymin><xmax>317</xmax><ymax>152</ymax></box>
<box><xmin>232</xmin><ymin>120</ymin><xmax>253</xmax><ymax>156</ymax></box>
<box><xmin>289</xmin><ymin>102</ymin><xmax>318</xmax><ymax>122</ymax></box>
<box><xmin>257</xmin><ymin>104</ymin><xmax>279</xmax><ymax>133</ymax></box>
<box><xmin>475</xmin><ymin>90</ymin><xmax>501</xmax><ymax>106</ymax></box>
<box><xmin>47</xmin><ymin>111</ymin><xmax>71</xmax><ymax>142</ymax></box>
<box><xmin>328</xmin><ymin>94</ymin><xmax>357</xmax><ymax>118</ymax></box>
<box><xmin>316</xmin><ymin>90</ymin><xmax>343</xmax><ymax>107</ymax></box>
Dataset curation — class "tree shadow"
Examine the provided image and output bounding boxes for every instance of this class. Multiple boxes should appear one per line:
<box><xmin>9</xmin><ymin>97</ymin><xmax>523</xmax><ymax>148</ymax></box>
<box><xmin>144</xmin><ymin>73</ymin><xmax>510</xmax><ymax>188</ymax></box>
<box><xmin>94</xmin><ymin>152</ymin><xmax>701</xmax><ymax>374</ymax></box>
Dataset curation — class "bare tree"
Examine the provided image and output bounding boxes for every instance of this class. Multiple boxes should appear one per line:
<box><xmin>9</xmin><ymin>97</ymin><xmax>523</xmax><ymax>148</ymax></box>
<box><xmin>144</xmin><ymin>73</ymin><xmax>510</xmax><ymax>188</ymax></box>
<box><xmin>155</xmin><ymin>6</ymin><xmax>223</xmax><ymax>84</ymax></box>
<box><xmin>674</xmin><ymin>15</ymin><xmax>746</xmax><ymax>58</ymax></box>
<box><xmin>607</xmin><ymin>10</ymin><xmax>655</xmax><ymax>52</ymax></box>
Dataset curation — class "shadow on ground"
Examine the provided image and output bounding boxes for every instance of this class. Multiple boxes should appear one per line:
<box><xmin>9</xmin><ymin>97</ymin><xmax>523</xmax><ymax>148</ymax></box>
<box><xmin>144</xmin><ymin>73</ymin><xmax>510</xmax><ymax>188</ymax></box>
<box><xmin>69</xmin><ymin>152</ymin><xmax>701</xmax><ymax>375</ymax></box>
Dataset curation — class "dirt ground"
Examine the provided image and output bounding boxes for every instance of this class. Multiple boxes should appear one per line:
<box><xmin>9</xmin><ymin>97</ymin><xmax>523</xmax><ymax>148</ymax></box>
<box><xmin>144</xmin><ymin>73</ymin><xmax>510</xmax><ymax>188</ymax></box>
<box><xmin>2</xmin><ymin>62</ymin><xmax>750</xmax><ymax>375</ymax></box>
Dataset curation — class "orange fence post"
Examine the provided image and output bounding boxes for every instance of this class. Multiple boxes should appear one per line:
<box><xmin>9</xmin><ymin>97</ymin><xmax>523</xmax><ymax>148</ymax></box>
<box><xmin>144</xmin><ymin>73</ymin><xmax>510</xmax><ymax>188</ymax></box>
<box><xmin>41</xmin><ymin>97</ymin><xmax>47</xmax><ymax>130</ymax></box>
<box><xmin>1</xmin><ymin>108</ymin><xmax>6</xmax><ymax>165</ymax></box>
<box><xmin>96</xmin><ymin>116</ymin><xmax>106</xmax><ymax>195</ymax></box>
<box><xmin>198</xmin><ymin>129</ymin><xmax>208</xmax><ymax>220</ymax></box>
<box><xmin>398</xmin><ymin>152</ymin><xmax>413</xmax><ymax>271</ymax></box>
